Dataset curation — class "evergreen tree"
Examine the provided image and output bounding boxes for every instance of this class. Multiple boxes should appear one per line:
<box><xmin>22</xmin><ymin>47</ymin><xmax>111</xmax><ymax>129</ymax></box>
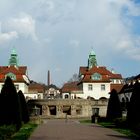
<box><xmin>0</xmin><ymin>77</ymin><xmax>22</xmax><ymax>130</ymax></box>
<box><xmin>127</xmin><ymin>81</ymin><xmax>140</xmax><ymax>126</ymax></box>
<box><xmin>18</xmin><ymin>90</ymin><xmax>29</xmax><ymax>123</ymax></box>
<box><xmin>107</xmin><ymin>89</ymin><xmax>122</xmax><ymax>121</ymax></box>
<box><xmin>0</xmin><ymin>93</ymin><xmax>4</xmax><ymax>125</ymax></box>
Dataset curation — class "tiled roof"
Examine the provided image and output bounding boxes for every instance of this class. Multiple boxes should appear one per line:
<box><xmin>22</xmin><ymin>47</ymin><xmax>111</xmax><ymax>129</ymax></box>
<box><xmin>61</xmin><ymin>81</ymin><xmax>81</xmax><ymax>93</ymax></box>
<box><xmin>0</xmin><ymin>66</ymin><xmax>27</xmax><ymax>75</ymax></box>
<box><xmin>0</xmin><ymin>66</ymin><xmax>27</xmax><ymax>83</ymax></box>
<box><xmin>29</xmin><ymin>82</ymin><xmax>46</xmax><ymax>93</ymax></box>
<box><xmin>111</xmin><ymin>84</ymin><xmax>124</xmax><ymax>93</ymax></box>
<box><xmin>46</xmin><ymin>84</ymin><xmax>60</xmax><ymax>90</ymax></box>
<box><xmin>79</xmin><ymin>66</ymin><xmax>122</xmax><ymax>83</ymax></box>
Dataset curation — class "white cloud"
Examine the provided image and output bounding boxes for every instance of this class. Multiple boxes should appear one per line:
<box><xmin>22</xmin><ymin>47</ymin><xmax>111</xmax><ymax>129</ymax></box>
<box><xmin>1</xmin><ymin>0</ymin><xmax>140</xmax><ymax>84</ymax></box>
<box><xmin>6</xmin><ymin>13</ymin><xmax>37</xmax><ymax>40</ymax></box>
<box><xmin>0</xmin><ymin>31</ymin><xmax>18</xmax><ymax>44</ymax></box>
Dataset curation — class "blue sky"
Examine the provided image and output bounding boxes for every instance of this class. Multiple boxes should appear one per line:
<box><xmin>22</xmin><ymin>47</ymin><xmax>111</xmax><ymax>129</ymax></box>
<box><xmin>0</xmin><ymin>0</ymin><xmax>140</xmax><ymax>87</ymax></box>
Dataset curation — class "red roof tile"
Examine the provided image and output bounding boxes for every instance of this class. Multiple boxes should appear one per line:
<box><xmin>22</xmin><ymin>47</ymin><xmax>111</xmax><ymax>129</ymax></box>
<box><xmin>61</xmin><ymin>81</ymin><xmax>81</xmax><ymax>93</ymax></box>
<box><xmin>79</xmin><ymin>66</ymin><xmax>122</xmax><ymax>83</ymax></box>
<box><xmin>0</xmin><ymin>66</ymin><xmax>28</xmax><ymax>83</ymax></box>
<box><xmin>110</xmin><ymin>84</ymin><xmax>124</xmax><ymax>93</ymax></box>
<box><xmin>29</xmin><ymin>83</ymin><xmax>46</xmax><ymax>93</ymax></box>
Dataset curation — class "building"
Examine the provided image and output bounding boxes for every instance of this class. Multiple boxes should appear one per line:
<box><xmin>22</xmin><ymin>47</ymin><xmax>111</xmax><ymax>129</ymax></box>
<box><xmin>61</xmin><ymin>81</ymin><xmax>82</xmax><ymax>99</ymax></box>
<box><xmin>27</xmin><ymin>81</ymin><xmax>46</xmax><ymax>100</ymax></box>
<box><xmin>44</xmin><ymin>84</ymin><xmax>60</xmax><ymax>99</ymax></box>
<box><xmin>0</xmin><ymin>49</ymin><xmax>30</xmax><ymax>93</ymax></box>
<box><xmin>118</xmin><ymin>74</ymin><xmax>140</xmax><ymax>112</ymax></box>
<box><xmin>62</xmin><ymin>50</ymin><xmax>124</xmax><ymax>99</ymax></box>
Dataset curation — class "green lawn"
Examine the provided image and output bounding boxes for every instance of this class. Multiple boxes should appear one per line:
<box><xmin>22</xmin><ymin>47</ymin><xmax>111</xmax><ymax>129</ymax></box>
<box><xmin>11</xmin><ymin>123</ymin><xmax>38</xmax><ymax>140</ymax></box>
<box><xmin>80</xmin><ymin>119</ymin><xmax>140</xmax><ymax>139</ymax></box>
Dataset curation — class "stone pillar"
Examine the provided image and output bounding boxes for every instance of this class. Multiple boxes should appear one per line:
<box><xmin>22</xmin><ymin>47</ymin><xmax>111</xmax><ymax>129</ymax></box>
<box><xmin>57</xmin><ymin>105</ymin><xmax>63</xmax><ymax>118</ymax></box>
<box><xmin>42</xmin><ymin>105</ymin><xmax>50</xmax><ymax>116</ymax></box>
<box><xmin>71</xmin><ymin>105</ymin><xmax>76</xmax><ymax>117</ymax></box>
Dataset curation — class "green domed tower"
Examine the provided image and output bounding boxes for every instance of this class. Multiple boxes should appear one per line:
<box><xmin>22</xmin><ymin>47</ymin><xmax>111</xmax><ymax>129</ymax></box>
<box><xmin>9</xmin><ymin>48</ymin><xmax>18</xmax><ymax>66</ymax></box>
<box><xmin>88</xmin><ymin>50</ymin><xmax>97</xmax><ymax>69</ymax></box>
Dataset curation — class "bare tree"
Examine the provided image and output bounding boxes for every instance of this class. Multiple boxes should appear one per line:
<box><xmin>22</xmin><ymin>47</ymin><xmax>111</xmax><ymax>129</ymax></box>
<box><xmin>68</xmin><ymin>73</ymin><xmax>79</xmax><ymax>83</ymax></box>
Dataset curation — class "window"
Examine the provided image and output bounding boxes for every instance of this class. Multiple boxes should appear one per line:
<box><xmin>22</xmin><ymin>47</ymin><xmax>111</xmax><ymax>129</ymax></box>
<box><xmin>15</xmin><ymin>84</ymin><xmax>19</xmax><ymax>91</ymax></box>
<box><xmin>91</xmin><ymin>73</ymin><xmax>101</xmax><ymax>80</ymax></box>
<box><xmin>88</xmin><ymin>84</ymin><xmax>93</xmax><ymax>91</ymax></box>
<box><xmin>5</xmin><ymin>72</ymin><xmax>16</xmax><ymax>80</ymax></box>
<box><xmin>116</xmin><ymin>79</ymin><xmax>119</xmax><ymax>83</ymax></box>
<box><xmin>65</xmin><ymin>94</ymin><xmax>69</xmax><ymax>99</ymax></box>
<box><xmin>101</xmin><ymin>84</ymin><xmax>105</xmax><ymax>91</ymax></box>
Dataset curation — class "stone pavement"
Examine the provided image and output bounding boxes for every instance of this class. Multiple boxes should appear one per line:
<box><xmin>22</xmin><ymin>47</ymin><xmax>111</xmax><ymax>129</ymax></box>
<box><xmin>29</xmin><ymin>119</ymin><xmax>136</xmax><ymax>140</ymax></box>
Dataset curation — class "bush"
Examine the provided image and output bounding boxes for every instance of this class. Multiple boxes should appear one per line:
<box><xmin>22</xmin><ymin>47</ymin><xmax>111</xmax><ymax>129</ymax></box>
<box><xmin>114</xmin><ymin>118</ymin><xmax>128</xmax><ymax>128</ymax></box>
<box><xmin>0</xmin><ymin>125</ymin><xmax>16</xmax><ymax>140</ymax></box>
<box><xmin>107</xmin><ymin>89</ymin><xmax>122</xmax><ymax>121</ymax></box>
<box><xmin>18</xmin><ymin>90</ymin><xmax>29</xmax><ymax>123</ymax></box>
<box><xmin>98</xmin><ymin>117</ymin><xmax>108</xmax><ymax>122</ymax></box>
<box><xmin>0</xmin><ymin>77</ymin><xmax>22</xmax><ymax>130</ymax></box>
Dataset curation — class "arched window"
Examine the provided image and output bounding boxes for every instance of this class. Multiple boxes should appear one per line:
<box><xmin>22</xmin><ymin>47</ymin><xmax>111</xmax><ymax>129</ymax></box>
<box><xmin>91</xmin><ymin>73</ymin><xmax>102</xmax><ymax>80</ymax></box>
<box><xmin>38</xmin><ymin>94</ymin><xmax>41</xmax><ymax>99</ymax></box>
<box><xmin>65</xmin><ymin>94</ymin><xmax>69</xmax><ymax>99</ymax></box>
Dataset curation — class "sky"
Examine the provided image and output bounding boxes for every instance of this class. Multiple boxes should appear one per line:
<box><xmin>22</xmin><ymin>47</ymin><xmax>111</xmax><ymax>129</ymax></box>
<box><xmin>0</xmin><ymin>0</ymin><xmax>140</xmax><ymax>87</ymax></box>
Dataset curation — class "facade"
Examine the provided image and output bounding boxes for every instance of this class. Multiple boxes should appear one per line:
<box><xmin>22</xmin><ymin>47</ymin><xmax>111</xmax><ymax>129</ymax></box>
<box><xmin>28</xmin><ymin>99</ymin><xmax>108</xmax><ymax>118</ymax></box>
<box><xmin>0</xmin><ymin>49</ymin><xmax>30</xmax><ymax>93</ymax></box>
<box><xmin>118</xmin><ymin>74</ymin><xmax>140</xmax><ymax>116</ymax></box>
<box><xmin>62</xmin><ymin>50</ymin><xmax>124</xmax><ymax>99</ymax></box>
<box><xmin>44</xmin><ymin>84</ymin><xmax>60</xmax><ymax>99</ymax></box>
<box><xmin>27</xmin><ymin>81</ymin><xmax>46</xmax><ymax>100</ymax></box>
<box><xmin>118</xmin><ymin>74</ymin><xmax>140</xmax><ymax>103</ymax></box>
<box><xmin>61</xmin><ymin>81</ymin><xmax>83</xmax><ymax>99</ymax></box>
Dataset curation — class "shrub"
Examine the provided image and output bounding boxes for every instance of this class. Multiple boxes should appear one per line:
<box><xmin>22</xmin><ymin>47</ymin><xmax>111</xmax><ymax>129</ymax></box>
<box><xmin>106</xmin><ymin>89</ymin><xmax>122</xmax><ymax>121</ymax></box>
<box><xmin>0</xmin><ymin>77</ymin><xmax>22</xmax><ymax>130</ymax></box>
<box><xmin>18</xmin><ymin>90</ymin><xmax>29</xmax><ymax>123</ymax></box>
<box><xmin>0</xmin><ymin>125</ymin><xmax>16</xmax><ymax>140</ymax></box>
<box><xmin>114</xmin><ymin>118</ymin><xmax>128</xmax><ymax>128</ymax></box>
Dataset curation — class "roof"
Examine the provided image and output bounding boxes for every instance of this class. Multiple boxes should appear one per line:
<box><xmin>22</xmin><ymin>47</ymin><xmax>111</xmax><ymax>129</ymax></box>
<box><xmin>0</xmin><ymin>66</ymin><xmax>28</xmax><ymax>83</ymax></box>
<box><xmin>79</xmin><ymin>66</ymin><xmax>122</xmax><ymax>83</ymax></box>
<box><xmin>111</xmin><ymin>84</ymin><xmax>124</xmax><ymax>93</ymax></box>
<box><xmin>61</xmin><ymin>81</ymin><xmax>82</xmax><ymax>93</ymax></box>
<box><xmin>46</xmin><ymin>84</ymin><xmax>60</xmax><ymax>90</ymax></box>
<box><xmin>0</xmin><ymin>66</ymin><xmax>27</xmax><ymax>75</ymax></box>
<box><xmin>29</xmin><ymin>82</ymin><xmax>46</xmax><ymax>93</ymax></box>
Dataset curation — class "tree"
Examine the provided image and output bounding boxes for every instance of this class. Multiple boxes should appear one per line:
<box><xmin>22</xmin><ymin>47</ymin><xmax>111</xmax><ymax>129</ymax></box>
<box><xmin>68</xmin><ymin>73</ymin><xmax>79</xmax><ymax>83</ymax></box>
<box><xmin>127</xmin><ymin>81</ymin><xmax>140</xmax><ymax>126</ymax></box>
<box><xmin>107</xmin><ymin>89</ymin><xmax>122</xmax><ymax>121</ymax></box>
<box><xmin>0</xmin><ymin>77</ymin><xmax>22</xmax><ymax>130</ymax></box>
<box><xmin>18</xmin><ymin>90</ymin><xmax>29</xmax><ymax>123</ymax></box>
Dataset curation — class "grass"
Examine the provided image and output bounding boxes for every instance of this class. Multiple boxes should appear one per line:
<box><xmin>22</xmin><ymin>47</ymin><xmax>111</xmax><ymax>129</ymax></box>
<box><xmin>11</xmin><ymin>123</ymin><xmax>38</xmax><ymax>140</ymax></box>
<box><xmin>79</xmin><ymin>119</ymin><xmax>92</xmax><ymax>124</ymax></box>
<box><xmin>80</xmin><ymin>119</ymin><xmax>140</xmax><ymax>139</ymax></box>
<box><xmin>98</xmin><ymin>121</ymin><xmax>140</xmax><ymax>139</ymax></box>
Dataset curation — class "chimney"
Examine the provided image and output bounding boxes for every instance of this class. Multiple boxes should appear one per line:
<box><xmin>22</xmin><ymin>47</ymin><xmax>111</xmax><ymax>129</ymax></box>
<box><xmin>48</xmin><ymin>70</ymin><xmax>50</xmax><ymax>86</ymax></box>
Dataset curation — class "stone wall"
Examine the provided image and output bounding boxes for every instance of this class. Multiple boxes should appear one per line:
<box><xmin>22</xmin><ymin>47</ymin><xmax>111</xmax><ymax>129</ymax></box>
<box><xmin>27</xmin><ymin>99</ymin><xmax>108</xmax><ymax>118</ymax></box>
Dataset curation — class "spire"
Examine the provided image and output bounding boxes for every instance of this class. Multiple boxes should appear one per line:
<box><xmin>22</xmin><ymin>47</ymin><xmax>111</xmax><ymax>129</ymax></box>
<box><xmin>9</xmin><ymin>48</ymin><xmax>18</xmax><ymax>66</ymax></box>
<box><xmin>88</xmin><ymin>49</ymin><xmax>97</xmax><ymax>69</ymax></box>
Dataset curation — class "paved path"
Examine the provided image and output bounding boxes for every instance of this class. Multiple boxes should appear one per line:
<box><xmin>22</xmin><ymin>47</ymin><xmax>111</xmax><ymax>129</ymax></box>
<box><xmin>29</xmin><ymin>119</ymin><xmax>136</xmax><ymax>140</ymax></box>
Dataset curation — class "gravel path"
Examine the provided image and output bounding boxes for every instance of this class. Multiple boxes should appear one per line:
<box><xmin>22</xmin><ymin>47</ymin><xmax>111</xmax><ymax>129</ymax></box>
<box><xmin>29</xmin><ymin>119</ymin><xmax>135</xmax><ymax>140</ymax></box>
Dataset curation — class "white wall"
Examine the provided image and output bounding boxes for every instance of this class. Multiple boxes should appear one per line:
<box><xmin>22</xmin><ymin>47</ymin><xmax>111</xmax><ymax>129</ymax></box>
<box><xmin>24</xmin><ymin>93</ymin><xmax>38</xmax><ymax>99</ymax></box>
<box><xmin>16</xmin><ymin>82</ymin><xmax>28</xmax><ymax>93</ymax></box>
<box><xmin>0</xmin><ymin>82</ymin><xmax>28</xmax><ymax>93</ymax></box>
<box><xmin>77</xmin><ymin>83</ymin><xmax>110</xmax><ymax>99</ymax></box>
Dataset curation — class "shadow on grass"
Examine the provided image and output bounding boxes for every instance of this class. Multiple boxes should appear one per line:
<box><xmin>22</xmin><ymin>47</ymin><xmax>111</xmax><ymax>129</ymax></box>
<box><xmin>107</xmin><ymin>134</ymin><xmax>139</xmax><ymax>140</ymax></box>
